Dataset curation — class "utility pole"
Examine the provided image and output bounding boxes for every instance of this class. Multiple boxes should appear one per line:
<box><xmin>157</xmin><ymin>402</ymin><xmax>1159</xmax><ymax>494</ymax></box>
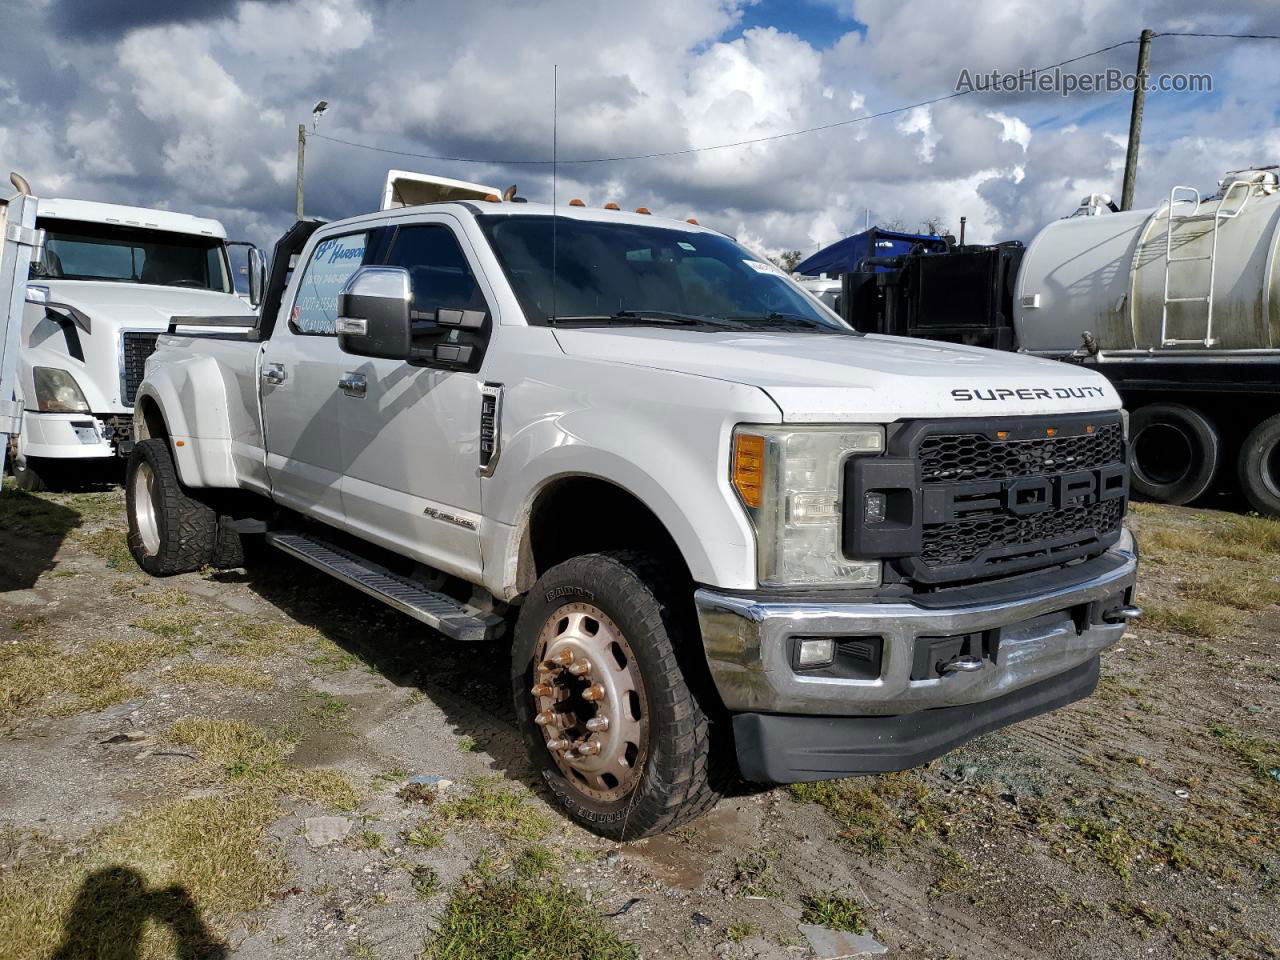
<box><xmin>295</xmin><ymin>124</ymin><xmax>306</xmax><ymax>221</ymax></box>
<box><xmin>1120</xmin><ymin>29</ymin><xmax>1153</xmax><ymax>211</ymax></box>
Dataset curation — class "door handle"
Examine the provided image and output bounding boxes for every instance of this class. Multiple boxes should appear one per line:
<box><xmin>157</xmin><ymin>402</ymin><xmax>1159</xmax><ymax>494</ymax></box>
<box><xmin>262</xmin><ymin>362</ymin><xmax>287</xmax><ymax>385</ymax></box>
<box><xmin>338</xmin><ymin>372</ymin><xmax>367</xmax><ymax>398</ymax></box>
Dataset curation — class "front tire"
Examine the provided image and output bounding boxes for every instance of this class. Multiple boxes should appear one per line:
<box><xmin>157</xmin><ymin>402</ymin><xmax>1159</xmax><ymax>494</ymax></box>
<box><xmin>125</xmin><ymin>438</ymin><xmax>218</xmax><ymax>575</ymax></box>
<box><xmin>511</xmin><ymin>551</ymin><xmax>727</xmax><ymax>839</ymax></box>
<box><xmin>1237</xmin><ymin>413</ymin><xmax>1280</xmax><ymax>517</ymax></box>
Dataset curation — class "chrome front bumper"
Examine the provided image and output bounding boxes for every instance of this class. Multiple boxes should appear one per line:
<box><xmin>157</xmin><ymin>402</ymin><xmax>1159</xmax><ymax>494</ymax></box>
<box><xmin>695</xmin><ymin>531</ymin><xmax>1138</xmax><ymax>717</ymax></box>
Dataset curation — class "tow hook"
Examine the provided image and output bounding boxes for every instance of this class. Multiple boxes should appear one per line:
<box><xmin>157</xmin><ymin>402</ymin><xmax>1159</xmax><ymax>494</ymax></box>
<box><xmin>1102</xmin><ymin>605</ymin><xmax>1143</xmax><ymax>624</ymax></box>
<box><xmin>939</xmin><ymin>655</ymin><xmax>985</xmax><ymax>675</ymax></box>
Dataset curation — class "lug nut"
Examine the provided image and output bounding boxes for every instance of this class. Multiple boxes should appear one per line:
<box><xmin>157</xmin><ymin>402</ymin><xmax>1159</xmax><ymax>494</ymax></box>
<box><xmin>581</xmin><ymin>684</ymin><xmax>606</xmax><ymax>702</ymax></box>
<box><xmin>546</xmin><ymin>738</ymin><xmax>571</xmax><ymax>751</ymax></box>
<box><xmin>534</xmin><ymin>709</ymin><xmax>557</xmax><ymax>727</ymax></box>
<box><xmin>568</xmin><ymin>659</ymin><xmax>591</xmax><ymax>676</ymax></box>
<box><xmin>530</xmin><ymin>683</ymin><xmax>553</xmax><ymax>697</ymax></box>
<box><xmin>576</xmin><ymin>739</ymin><xmax>602</xmax><ymax>757</ymax></box>
<box><xmin>585</xmin><ymin>716</ymin><xmax>609</xmax><ymax>732</ymax></box>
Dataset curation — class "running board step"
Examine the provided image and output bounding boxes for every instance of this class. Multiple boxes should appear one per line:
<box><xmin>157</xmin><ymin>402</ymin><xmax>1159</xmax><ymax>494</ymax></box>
<box><xmin>266</xmin><ymin>532</ymin><xmax>499</xmax><ymax>642</ymax></box>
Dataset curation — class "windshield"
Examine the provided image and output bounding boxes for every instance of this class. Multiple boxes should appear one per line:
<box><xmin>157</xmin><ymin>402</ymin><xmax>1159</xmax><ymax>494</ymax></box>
<box><xmin>31</xmin><ymin>218</ymin><xmax>232</xmax><ymax>293</ymax></box>
<box><xmin>478</xmin><ymin>215</ymin><xmax>848</xmax><ymax>332</ymax></box>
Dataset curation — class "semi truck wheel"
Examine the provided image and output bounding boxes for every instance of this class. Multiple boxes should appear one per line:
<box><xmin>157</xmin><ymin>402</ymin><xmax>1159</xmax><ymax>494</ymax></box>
<box><xmin>125</xmin><ymin>438</ymin><xmax>218</xmax><ymax>575</ymax></box>
<box><xmin>511</xmin><ymin>551</ymin><xmax>727</xmax><ymax>839</ymax></box>
<box><xmin>1237</xmin><ymin>413</ymin><xmax>1280</xmax><ymax>517</ymax></box>
<box><xmin>1129</xmin><ymin>403</ymin><xmax>1221</xmax><ymax>505</ymax></box>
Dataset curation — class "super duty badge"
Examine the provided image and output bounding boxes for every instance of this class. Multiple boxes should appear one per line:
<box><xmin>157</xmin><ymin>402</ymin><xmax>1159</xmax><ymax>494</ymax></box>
<box><xmin>951</xmin><ymin>386</ymin><xmax>1108</xmax><ymax>402</ymax></box>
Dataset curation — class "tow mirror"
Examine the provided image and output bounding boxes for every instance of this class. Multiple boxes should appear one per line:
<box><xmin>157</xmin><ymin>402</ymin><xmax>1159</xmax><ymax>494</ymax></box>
<box><xmin>337</xmin><ymin>266</ymin><xmax>413</xmax><ymax>360</ymax></box>
<box><xmin>247</xmin><ymin>247</ymin><xmax>267</xmax><ymax>308</ymax></box>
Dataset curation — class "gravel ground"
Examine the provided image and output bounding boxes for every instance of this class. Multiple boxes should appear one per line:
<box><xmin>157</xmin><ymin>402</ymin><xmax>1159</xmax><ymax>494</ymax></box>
<box><xmin>0</xmin><ymin>484</ymin><xmax>1276</xmax><ymax>960</ymax></box>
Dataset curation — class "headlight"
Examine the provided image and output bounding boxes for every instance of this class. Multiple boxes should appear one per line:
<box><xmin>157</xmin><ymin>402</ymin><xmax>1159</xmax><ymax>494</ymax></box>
<box><xmin>33</xmin><ymin>367</ymin><xmax>90</xmax><ymax>413</ymax></box>
<box><xmin>732</xmin><ymin>424</ymin><xmax>884</xmax><ymax>587</ymax></box>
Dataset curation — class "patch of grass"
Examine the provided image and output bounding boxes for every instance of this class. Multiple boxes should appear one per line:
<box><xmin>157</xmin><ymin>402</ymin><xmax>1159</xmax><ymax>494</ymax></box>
<box><xmin>788</xmin><ymin>773</ymin><xmax>948</xmax><ymax>856</ymax></box>
<box><xmin>726</xmin><ymin>922</ymin><xmax>759</xmax><ymax>943</ymax></box>
<box><xmin>135</xmin><ymin>588</ymin><xmax>193</xmax><ymax>609</ymax></box>
<box><xmin>732</xmin><ymin>849</ymin><xmax>780</xmax><ymax>899</ymax></box>
<box><xmin>1064</xmin><ymin>818</ymin><xmax>1142</xmax><ymax>885</ymax></box>
<box><xmin>0</xmin><ymin>629</ymin><xmax>187</xmax><ymax>728</ymax></box>
<box><xmin>133</xmin><ymin>610</ymin><xmax>205</xmax><ymax>640</ymax></box>
<box><xmin>304</xmin><ymin>690</ymin><xmax>351</xmax><ymax>729</ymax></box>
<box><xmin>398</xmin><ymin>782</ymin><xmax>440</xmax><ymax>805</ymax></box>
<box><xmin>221</xmin><ymin>620</ymin><xmax>323</xmax><ymax>660</ymax></box>
<box><xmin>79</xmin><ymin>528</ymin><xmax>137</xmax><ymax>571</ymax></box>
<box><xmin>1138</xmin><ymin>601</ymin><xmax>1240</xmax><ymax>639</ymax></box>
<box><xmin>435</xmin><ymin>778</ymin><xmax>552</xmax><ymax>842</ymax></box>
<box><xmin>167</xmin><ymin>716</ymin><xmax>361</xmax><ymax>810</ymax></box>
<box><xmin>457</xmin><ymin>735</ymin><xmax>481</xmax><ymax>753</ymax></box>
<box><xmin>1111</xmin><ymin>898</ymin><xmax>1171</xmax><ymax>936</ymax></box>
<box><xmin>404</xmin><ymin>821</ymin><xmax>445</xmax><ymax>850</ymax></box>
<box><xmin>929</xmin><ymin>846</ymin><xmax>971</xmax><ymax>895</ymax></box>
<box><xmin>350</xmin><ymin>830</ymin><xmax>384</xmax><ymax>852</ymax></box>
<box><xmin>411</xmin><ymin>865</ymin><xmax>441</xmax><ymax>901</ymax></box>
<box><xmin>0</xmin><ymin>792</ymin><xmax>281</xmax><ymax>959</ymax></box>
<box><xmin>799</xmin><ymin>893</ymin><xmax>868</xmax><ymax>934</ymax></box>
<box><xmin>167</xmin><ymin>661</ymin><xmax>275</xmax><ymax>691</ymax></box>
<box><xmin>1179</xmin><ymin>571</ymin><xmax>1280</xmax><ymax>611</ymax></box>
<box><xmin>1211</xmin><ymin>724</ymin><xmax>1280</xmax><ymax>784</ymax></box>
<box><xmin>513</xmin><ymin>845</ymin><xmax>557</xmax><ymax>880</ymax></box>
<box><xmin>423</xmin><ymin>855</ymin><xmax>636</xmax><ymax>960</ymax></box>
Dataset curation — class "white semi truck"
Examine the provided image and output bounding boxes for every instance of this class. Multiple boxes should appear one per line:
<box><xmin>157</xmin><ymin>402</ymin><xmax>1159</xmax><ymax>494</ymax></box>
<box><xmin>8</xmin><ymin>195</ymin><xmax>262</xmax><ymax>490</ymax></box>
<box><xmin>127</xmin><ymin>191</ymin><xmax>1140</xmax><ymax>837</ymax></box>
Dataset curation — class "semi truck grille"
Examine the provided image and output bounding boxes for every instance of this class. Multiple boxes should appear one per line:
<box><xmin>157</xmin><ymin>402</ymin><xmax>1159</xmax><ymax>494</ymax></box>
<box><xmin>847</xmin><ymin>414</ymin><xmax>1129</xmax><ymax>587</ymax></box>
<box><xmin>120</xmin><ymin>332</ymin><xmax>160</xmax><ymax>406</ymax></box>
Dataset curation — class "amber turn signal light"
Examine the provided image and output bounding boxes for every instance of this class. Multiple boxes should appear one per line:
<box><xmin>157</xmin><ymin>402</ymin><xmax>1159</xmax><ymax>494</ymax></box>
<box><xmin>733</xmin><ymin>433</ymin><xmax>766</xmax><ymax>508</ymax></box>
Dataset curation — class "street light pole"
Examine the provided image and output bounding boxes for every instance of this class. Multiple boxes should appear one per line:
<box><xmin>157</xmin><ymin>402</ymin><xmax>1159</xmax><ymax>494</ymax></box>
<box><xmin>1120</xmin><ymin>29</ymin><xmax>1153</xmax><ymax>212</ymax></box>
<box><xmin>295</xmin><ymin>123</ymin><xmax>306</xmax><ymax>221</ymax></box>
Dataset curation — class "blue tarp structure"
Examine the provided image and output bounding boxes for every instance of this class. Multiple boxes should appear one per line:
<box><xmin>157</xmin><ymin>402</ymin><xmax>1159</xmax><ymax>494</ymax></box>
<box><xmin>795</xmin><ymin>227</ymin><xmax>948</xmax><ymax>277</ymax></box>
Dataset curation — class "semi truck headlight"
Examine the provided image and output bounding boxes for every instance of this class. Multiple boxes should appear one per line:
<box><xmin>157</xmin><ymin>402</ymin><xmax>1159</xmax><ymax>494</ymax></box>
<box><xmin>733</xmin><ymin>424</ymin><xmax>884</xmax><ymax>587</ymax></box>
<box><xmin>33</xmin><ymin>367</ymin><xmax>90</xmax><ymax>413</ymax></box>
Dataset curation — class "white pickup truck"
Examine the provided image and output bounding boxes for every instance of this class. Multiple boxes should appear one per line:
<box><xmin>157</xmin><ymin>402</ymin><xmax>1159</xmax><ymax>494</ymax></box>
<box><xmin>128</xmin><ymin>195</ymin><xmax>1140</xmax><ymax>837</ymax></box>
<box><xmin>8</xmin><ymin>196</ymin><xmax>262</xmax><ymax>490</ymax></box>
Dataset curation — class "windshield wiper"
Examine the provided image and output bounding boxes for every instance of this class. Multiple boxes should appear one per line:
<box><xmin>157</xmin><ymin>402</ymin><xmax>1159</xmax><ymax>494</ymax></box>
<box><xmin>723</xmin><ymin>311</ymin><xmax>824</xmax><ymax>329</ymax></box>
<box><xmin>548</xmin><ymin>310</ymin><xmax>730</xmax><ymax>328</ymax></box>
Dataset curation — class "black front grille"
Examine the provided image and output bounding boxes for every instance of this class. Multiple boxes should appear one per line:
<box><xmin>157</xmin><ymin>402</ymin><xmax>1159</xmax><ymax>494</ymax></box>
<box><xmin>121</xmin><ymin>332</ymin><xmax>160</xmax><ymax>406</ymax></box>
<box><xmin>848</xmin><ymin>413</ymin><xmax>1129</xmax><ymax>587</ymax></box>
<box><xmin>919</xmin><ymin>423</ymin><xmax>1124</xmax><ymax>483</ymax></box>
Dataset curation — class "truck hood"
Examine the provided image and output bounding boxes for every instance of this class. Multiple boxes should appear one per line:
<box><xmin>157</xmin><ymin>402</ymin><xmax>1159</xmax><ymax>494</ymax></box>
<box><xmin>37</xmin><ymin>281</ymin><xmax>254</xmax><ymax>331</ymax></box>
<box><xmin>551</xmin><ymin>328</ymin><xmax>1121</xmax><ymax>421</ymax></box>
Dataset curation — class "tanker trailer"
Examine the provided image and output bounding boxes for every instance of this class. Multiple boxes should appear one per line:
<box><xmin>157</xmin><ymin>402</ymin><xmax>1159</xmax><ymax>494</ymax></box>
<box><xmin>1014</xmin><ymin>168</ymin><xmax>1280</xmax><ymax>514</ymax></box>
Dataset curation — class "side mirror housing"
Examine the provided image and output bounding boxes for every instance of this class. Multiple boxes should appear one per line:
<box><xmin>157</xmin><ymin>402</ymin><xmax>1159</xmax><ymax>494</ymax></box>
<box><xmin>247</xmin><ymin>247</ymin><xmax>267</xmax><ymax>308</ymax></box>
<box><xmin>337</xmin><ymin>266</ymin><xmax>413</xmax><ymax>360</ymax></box>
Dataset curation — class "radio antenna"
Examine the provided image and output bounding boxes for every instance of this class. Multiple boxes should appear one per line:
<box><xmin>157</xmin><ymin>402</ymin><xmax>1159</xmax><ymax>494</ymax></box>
<box><xmin>551</xmin><ymin>64</ymin><xmax>558</xmax><ymax>324</ymax></box>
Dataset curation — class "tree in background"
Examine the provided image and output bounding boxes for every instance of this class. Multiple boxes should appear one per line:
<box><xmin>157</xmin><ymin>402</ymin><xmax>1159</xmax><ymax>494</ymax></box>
<box><xmin>768</xmin><ymin>250</ymin><xmax>804</xmax><ymax>273</ymax></box>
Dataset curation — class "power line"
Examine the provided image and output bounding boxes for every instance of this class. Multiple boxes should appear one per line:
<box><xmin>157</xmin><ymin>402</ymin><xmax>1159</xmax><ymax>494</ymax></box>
<box><xmin>307</xmin><ymin>31</ymin><xmax>1278</xmax><ymax>167</ymax></box>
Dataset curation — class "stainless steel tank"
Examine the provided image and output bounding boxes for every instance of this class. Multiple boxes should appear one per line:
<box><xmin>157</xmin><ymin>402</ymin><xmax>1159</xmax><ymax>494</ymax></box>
<box><xmin>1014</xmin><ymin>169</ymin><xmax>1280</xmax><ymax>356</ymax></box>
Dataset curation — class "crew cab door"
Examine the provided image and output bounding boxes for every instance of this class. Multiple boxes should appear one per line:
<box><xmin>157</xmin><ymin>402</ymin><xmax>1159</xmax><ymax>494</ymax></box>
<box><xmin>261</xmin><ymin>228</ymin><xmax>378</xmax><ymax>526</ymax></box>
<box><xmin>337</xmin><ymin>217</ymin><xmax>492</xmax><ymax>581</ymax></box>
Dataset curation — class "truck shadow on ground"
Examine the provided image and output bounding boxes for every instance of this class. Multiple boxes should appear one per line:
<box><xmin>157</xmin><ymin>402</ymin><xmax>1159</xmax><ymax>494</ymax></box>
<box><xmin>220</xmin><ymin>553</ymin><xmax>545</xmax><ymax>796</ymax></box>
<box><xmin>0</xmin><ymin>488</ymin><xmax>83</xmax><ymax>590</ymax></box>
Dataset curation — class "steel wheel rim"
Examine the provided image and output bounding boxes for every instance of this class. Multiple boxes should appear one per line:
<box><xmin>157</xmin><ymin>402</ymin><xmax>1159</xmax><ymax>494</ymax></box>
<box><xmin>132</xmin><ymin>461</ymin><xmax>161</xmax><ymax>556</ymax></box>
<box><xmin>531</xmin><ymin>602</ymin><xmax>649</xmax><ymax>803</ymax></box>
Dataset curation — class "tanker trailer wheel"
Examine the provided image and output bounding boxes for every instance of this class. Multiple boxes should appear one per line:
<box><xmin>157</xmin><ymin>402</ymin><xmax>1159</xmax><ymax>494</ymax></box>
<box><xmin>1129</xmin><ymin>403</ymin><xmax>1221</xmax><ymax>505</ymax></box>
<box><xmin>1237</xmin><ymin>413</ymin><xmax>1280</xmax><ymax>517</ymax></box>
<box><xmin>510</xmin><ymin>551</ymin><xmax>728</xmax><ymax>839</ymax></box>
<box><xmin>125</xmin><ymin>438</ymin><xmax>218</xmax><ymax>575</ymax></box>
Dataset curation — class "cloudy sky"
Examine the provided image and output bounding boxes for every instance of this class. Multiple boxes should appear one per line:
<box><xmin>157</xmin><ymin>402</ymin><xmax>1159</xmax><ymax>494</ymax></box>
<box><xmin>2</xmin><ymin>0</ymin><xmax>1277</xmax><ymax>261</ymax></box>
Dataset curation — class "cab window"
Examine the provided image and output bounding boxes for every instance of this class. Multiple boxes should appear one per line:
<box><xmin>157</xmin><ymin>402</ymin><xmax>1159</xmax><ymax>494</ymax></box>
<box><xmin>290</xmin><ymin>231</ymin><xmax>372</xmax><ymax>335</ymax></box>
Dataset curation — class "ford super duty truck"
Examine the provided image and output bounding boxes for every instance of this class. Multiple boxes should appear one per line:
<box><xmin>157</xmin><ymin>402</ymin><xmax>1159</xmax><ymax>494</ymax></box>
<box><xmin>127</xmin><ymin>194</ymin><xmax>1140</xmax><ymax>838</ymax></box>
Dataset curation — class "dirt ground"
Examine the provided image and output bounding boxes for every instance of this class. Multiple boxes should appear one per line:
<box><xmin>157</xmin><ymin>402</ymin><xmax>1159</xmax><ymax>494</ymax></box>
<box><xmin>0</xmin><ymin>483</ymin><xmax>1276</xmax><ymax>960</ymax></box>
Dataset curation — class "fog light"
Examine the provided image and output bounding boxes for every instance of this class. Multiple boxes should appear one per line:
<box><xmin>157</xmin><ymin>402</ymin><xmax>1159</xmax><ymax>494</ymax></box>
<box><xmin>796</xmin><ymin>638</ymin><xmax>836</xmax><ymax>669</ymax></box>
<box><xmin>864</xmin><ymin>492</ymin><xmax>887</xmax><ymax>524</ymax></box>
